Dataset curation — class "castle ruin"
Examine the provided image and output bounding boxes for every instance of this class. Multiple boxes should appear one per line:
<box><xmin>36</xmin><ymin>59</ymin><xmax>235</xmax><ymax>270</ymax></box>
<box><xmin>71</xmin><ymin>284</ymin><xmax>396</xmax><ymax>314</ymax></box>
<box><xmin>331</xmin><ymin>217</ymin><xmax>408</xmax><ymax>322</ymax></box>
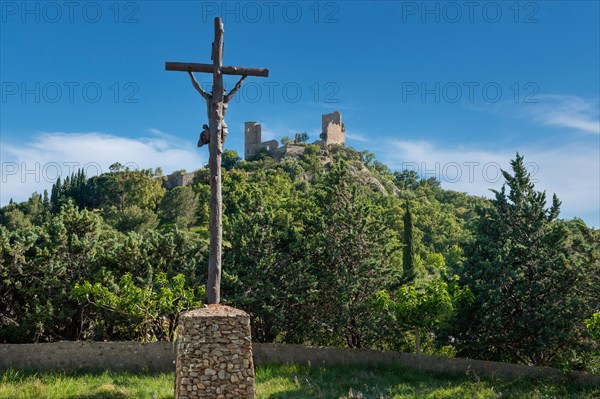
<box><xmin>163</xmin><ymin>171</ymin><xmax>196</xmax><ymax>189</ymax></box>
<box><xmin>243</xmin><ymin>122</ymin><xmax>279</xmax><ymax>160</ymax></box>
<box><xmin>320</xmin><ymin>111</ymin><xmax>345</xmax><ymax>145</ymax></box>
<box><xmin>243</xmin><ymin>111</ymin><xmax>345</xmax><ymax>160</ymax></box>
<box><xmin>164</xmin><ymin>112</ymin><xmax>347</xmax><ymax>187</ymax></box>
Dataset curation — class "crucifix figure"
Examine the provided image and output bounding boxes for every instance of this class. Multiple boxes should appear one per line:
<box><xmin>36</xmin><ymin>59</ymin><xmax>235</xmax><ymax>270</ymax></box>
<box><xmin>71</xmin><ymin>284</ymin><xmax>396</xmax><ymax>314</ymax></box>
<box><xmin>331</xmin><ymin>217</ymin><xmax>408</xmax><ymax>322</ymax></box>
<box><xmin>166</xmin><ymin>17</ymin><xmax>269</xmax><ymax>304</ymax></box>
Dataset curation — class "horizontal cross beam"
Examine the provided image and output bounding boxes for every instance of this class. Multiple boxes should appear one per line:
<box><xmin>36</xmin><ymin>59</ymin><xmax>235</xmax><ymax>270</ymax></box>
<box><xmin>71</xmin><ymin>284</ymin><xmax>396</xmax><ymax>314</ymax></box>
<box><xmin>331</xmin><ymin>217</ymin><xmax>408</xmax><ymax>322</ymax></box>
<box><xmin>165</xmin><ymin>62</ymin><xmax>269</xmax><ymax>77</ymax></box>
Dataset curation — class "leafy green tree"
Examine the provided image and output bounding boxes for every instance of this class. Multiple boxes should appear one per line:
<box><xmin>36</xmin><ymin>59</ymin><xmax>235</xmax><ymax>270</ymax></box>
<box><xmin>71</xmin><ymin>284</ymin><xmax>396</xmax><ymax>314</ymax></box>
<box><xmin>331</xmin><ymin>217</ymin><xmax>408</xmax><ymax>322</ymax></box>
<box><xmin>50</xmin><ymin>176</ymin><xmax>62</xmax><ymax>212</ymax></box>
<box><xmin>73</xmin><ymin>272</ymin><xmax>202</xmax><ymax>342</ymax></box>
<box><xmin>222</xmin><ymin>149</ymin><xmax>241</xmax><ymax>171</ymax></box>
<box><xmin>586</xmin><ymin>313</ymin><xmax>600</xmax><ymax>340</ymax></box>
<box><xmin>86</xmin><ymin>168</ymin><xmax>165</xmax><ymax>211</ymax></box>
<box><xmin>159</xmin><ymin>186</ymin><xmax>199</xmax><ymax>229</ymax></box>
<box><xmin>248</xmin><ymin>147</ymin><xmax>271</xmax><ymax>162</ymax></box>
<box><xmin>42</xmin><ymin>190</ymin><xmax>50</xmax><ymax>212</ymax></box>
<box><xmin>457</xmin><ymin>154</ymin><xmax>599</xmax><ymax>367</ymax></box>
<box><xmin>394</xmin><ymin>170</ymin><xmax>420</xmax><ymax>190</ymax></box>
<box><xmin>1</xmin><ymin>208</ymin><xmax>33</xmax><ymax>230</ymax></box>
<box><xmin>329</xmin><ymin>144</ymin><xmax>360</xmax><ymax>162</ymax></box>
<box><xmin>296</xmin><ymin>132</ymin><xmax>309</xmax><ymax>143</ymax></box>
<box><xmin>223</xmin><ymin>167</ymin><xmax>316</xmax><ymax>342</ymax></box>
<box><xmin>299</xmin><ymin>145</ymin><xmax>324</xmax><ymax>175</ymax></box>
<box><xmin>375</xmin><ymin>278</ymin><xmax>457</xmax><ymax>355</ymax></box>
<box><xmin>103</xmin><ymin>205</ymin><xmax>159</xmax><ymax>233</ymax></box>
<box><xmin>361</xmin><ymin>150</ymin><xmax>376</xmax><ymax>166</ymax></box>
<box><xmin>277</xmin><ymin>158</ymin><xmax>305</xmax><ymax>182</ymax></box>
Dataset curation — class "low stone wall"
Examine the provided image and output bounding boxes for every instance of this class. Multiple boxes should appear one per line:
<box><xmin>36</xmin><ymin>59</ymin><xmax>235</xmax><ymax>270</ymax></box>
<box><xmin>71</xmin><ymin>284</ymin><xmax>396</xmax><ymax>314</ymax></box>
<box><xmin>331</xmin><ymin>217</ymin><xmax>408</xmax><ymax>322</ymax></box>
<box><xmin>0</xmin><ymin>341</ymin><xmax>175</xmax><ymax>372</ymax></box>
<box><xmin>1</xmin><ymin>342</ymin><xmax>598</xmax><ymax>386</ymax></box>
<box><xmin>254</xmin><ymin>344</ymin><xmax>600</xmax><ymax>386</ymax></box>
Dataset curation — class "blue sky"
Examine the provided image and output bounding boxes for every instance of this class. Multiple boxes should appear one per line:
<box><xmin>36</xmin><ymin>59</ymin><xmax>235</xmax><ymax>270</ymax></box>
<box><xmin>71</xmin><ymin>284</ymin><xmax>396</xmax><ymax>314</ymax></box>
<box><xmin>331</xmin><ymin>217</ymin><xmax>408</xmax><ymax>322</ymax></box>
<box><xmin>1</xmin><ymin>1</ymin><xmax>599</xmax><ymax>226</ymax></box>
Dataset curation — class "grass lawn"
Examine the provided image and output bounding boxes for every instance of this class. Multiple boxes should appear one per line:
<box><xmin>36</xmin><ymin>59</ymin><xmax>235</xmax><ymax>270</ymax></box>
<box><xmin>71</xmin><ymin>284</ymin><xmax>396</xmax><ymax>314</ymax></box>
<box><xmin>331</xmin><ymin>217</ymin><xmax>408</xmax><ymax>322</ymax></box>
<box><xmin>1</xmin><ymin>363</ymin><xmax>598</xmax><ymax>399</ymax></box>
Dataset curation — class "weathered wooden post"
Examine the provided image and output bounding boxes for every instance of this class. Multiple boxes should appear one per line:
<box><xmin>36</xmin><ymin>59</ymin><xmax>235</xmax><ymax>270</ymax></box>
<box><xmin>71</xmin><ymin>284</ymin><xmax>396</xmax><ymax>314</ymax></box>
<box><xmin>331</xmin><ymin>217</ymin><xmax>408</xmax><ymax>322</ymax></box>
<box><xmin>166</xmin><ymin>17</ymin><xmax>268</xmax><ymax>398</ymax></box>
<box><xmin>166</xmin><ymin>18</ymin><xmax>268</xmax><ymax>305</ymax></box>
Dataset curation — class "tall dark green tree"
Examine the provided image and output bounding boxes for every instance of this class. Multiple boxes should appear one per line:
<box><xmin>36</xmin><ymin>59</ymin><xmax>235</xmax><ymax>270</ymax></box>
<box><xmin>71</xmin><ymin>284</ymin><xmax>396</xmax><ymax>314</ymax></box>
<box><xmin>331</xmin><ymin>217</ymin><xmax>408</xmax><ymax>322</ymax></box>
<box><xmin>456</xmin><ymin>154</ymin><xmax>599</xmax><ymax>367</ymax></box>
<box><xmin>307</xmin><ymin>161</ymin><xmax>401</xmax><ymax>348</ymax></box>
<box><xmin>42</xmin><ymin>190</ymin><xmax>50</xmax><ymax>212</ymax></box>
<box><xmin>50</xmin><ymin>176</ymin><xmax>61</xmax><ymax>212</ymax></box>
<box><xmin>403</xmin><ymin>201</ymin><xmax>416</xmax><ymax>283</ymax></box>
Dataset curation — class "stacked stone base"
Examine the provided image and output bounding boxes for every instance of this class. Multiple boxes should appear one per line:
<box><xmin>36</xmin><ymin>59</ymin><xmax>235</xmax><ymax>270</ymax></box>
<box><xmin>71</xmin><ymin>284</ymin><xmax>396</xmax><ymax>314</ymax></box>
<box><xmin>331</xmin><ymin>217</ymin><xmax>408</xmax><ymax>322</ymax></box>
<box><xmin>174</xmin><ymin>305</ymin><xmax>254</xmax><ymax>399</ymax></box>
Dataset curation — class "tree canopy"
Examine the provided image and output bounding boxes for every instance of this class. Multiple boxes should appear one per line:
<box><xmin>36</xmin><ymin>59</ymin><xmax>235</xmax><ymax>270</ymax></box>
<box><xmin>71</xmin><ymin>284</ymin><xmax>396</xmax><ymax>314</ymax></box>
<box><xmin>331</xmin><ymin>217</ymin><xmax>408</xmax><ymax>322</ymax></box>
<box><xmin>1</xmin><ymin>149</ymin><xmax>597</xmax><ymax>373</ymax></box>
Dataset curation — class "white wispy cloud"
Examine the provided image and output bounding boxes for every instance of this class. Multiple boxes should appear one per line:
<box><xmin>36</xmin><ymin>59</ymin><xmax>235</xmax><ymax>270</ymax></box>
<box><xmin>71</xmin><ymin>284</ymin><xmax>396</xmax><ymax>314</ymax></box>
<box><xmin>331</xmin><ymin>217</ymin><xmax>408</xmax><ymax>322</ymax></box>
<box><xmin>345</xmin><ymin>131</ymin><xmax>369</xmax><ymax>143</ymax></box>
<box><xmin>527</xmin><ymin>95</ymin><xmax>600</xmax><ymax>135</ymax></box>
<box><xmin>1</xmin><ymin>129</ymin><xmax>203</xmax><ymax>206</ymax></box>
<box><xmin>374</xmin><ymin>138</ymin><xmax>599</xmax><ymax>225</ymax></box>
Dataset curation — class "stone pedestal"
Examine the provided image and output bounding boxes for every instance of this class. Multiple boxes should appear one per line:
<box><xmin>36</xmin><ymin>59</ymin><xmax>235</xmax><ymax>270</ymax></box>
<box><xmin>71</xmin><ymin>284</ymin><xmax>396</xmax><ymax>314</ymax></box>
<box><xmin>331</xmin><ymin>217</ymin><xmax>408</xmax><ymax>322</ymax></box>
<box><xmin>174</xmin><ymin>305</ymin><xmax>255</xmax><ymax>399</ymax></box>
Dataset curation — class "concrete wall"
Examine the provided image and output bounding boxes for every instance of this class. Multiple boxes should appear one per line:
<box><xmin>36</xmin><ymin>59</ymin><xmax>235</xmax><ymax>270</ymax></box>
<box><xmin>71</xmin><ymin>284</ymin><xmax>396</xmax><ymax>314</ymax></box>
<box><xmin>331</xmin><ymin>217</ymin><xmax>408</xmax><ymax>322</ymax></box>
<box><xmin>1</xmin><ymin>342</ymin><xmax>598</xmax><ymax>386</ymax></box>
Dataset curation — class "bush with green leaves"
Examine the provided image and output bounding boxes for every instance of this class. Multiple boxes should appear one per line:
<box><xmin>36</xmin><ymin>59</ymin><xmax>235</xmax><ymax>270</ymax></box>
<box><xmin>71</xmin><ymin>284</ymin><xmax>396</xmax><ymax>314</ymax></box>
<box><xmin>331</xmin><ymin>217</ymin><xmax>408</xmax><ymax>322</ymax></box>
<box><xmin>374</xmin><ymin>277</ymin><xmax>472</xmax><ymax>355</ymax></box>
<box><xmin>73</xmin><ymin>272</ymin><xmax>202</xmax><ymax>342</ymax></box>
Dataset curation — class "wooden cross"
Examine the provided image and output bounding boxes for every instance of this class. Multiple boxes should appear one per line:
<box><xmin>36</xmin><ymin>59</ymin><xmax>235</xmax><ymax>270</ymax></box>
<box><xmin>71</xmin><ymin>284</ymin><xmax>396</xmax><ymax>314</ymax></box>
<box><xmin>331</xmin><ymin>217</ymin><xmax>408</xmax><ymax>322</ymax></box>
<box><xmin>166</xmin><ymin>17</ymin><xmax>269</xmax><ymax>305</ymax></box>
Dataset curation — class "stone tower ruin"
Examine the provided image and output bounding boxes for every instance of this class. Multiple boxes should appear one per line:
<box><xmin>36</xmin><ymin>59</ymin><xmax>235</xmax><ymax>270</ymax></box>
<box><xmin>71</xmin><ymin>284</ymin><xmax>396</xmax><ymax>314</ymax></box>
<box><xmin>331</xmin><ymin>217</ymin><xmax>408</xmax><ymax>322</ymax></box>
<box><xmin>244</xmin><ymin>121</ymin><xmax>279</xmax><ymax>160</ymax></box>
<box><xmin>321</xmin><ymin>111</ymin><xmax>345</xmax><ymax>145</ymax></box>
<box><xmin>244</xmin><ymin>121</ymin><xmax>262</xmax><ymax>160</ymax></box>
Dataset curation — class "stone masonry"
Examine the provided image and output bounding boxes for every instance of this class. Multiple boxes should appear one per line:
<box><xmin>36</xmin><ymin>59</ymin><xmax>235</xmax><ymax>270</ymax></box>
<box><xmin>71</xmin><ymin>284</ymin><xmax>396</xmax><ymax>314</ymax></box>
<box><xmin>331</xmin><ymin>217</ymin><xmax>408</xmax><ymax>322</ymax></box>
<box><xmin>174</xmin><ymin>305</ymin><xmax>255</xmax><ymax>399</ymax></box>
<box><xmin>244</xmin><ymin>121</ymin><xmax>279</xmax><ymax>160</ymax></box>
<box><xmin>321</xmin><ymin>111</ymin><xmax>345</xmax><ymax>145</ymax></box>
<box><xmin>243</xmin><ymin>112</ymin><xmax>346</xmax><ymax>160</ymax></box>
<box><xmin>164</xmin><ymin>171</ymin><xmax>196</xmax><ymax>189</ymax></box>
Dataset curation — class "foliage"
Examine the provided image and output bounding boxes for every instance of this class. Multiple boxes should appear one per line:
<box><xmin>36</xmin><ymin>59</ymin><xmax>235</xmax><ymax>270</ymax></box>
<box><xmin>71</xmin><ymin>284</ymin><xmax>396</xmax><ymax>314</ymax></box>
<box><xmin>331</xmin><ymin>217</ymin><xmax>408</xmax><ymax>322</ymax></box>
<box><xmin>83</xmin><ymin>167</ymin><xmax>165</xmax><ymax>211</ymax></box>
<box><xmin>159</xmin><ymin>186</ymin><xmax>199</xmax><ymax>229</ymax></box>
<box><xmin>0</xmin><ymin>203</ymin><xmax>105</xmax><ymax>342</ymax></box>
<box><xmin>456</xmin><ymin>154</ymin><xmax>600</xmax><ymax>368</ymax></box>
<box><xmin>586</xmin><ymin>313</ymin><xmax>600</xmax><ymax>340</ymax></box>
<box><xmin>73</xmin><ymin>272</ymin><xmax>202</xmax><ymax>342</ymax></box>
<box><xmin>0</xmin><ymin>201</ymin><xmax>206</xmax><ymax>343</ymax></box>
<box><xmin>280</xmin><ymin>135</ymin><xmax>292</xmax><ymax>145</ymax></box>
<box><xmin>294</xmin><ymin>132</ymin><xmax>309</xmax><ymax>143</ymax></box>
<box><xmin>221</xmin><ymin>149</ymin><xmax>241</xmax><ymax>171</ymax></box>
<box><xmin>402</xmin><ymin>201</ymin><xmax>416</xmax><ymax>283</ymax></box>
<box><xmin>1</xmin><ymin>150</ymin><xmax>598</xmax><ymax>374</ymax></box>
<box><xmin>374</xmin><ymin>277</ymin><xmax>469</xmax><ymax>355</ymax></box>
<box><xmin>304</xmin><ymin>160</ymin><xmax>401</xmax><ymax>348</ymax></box>
<box><xmin>103</xmin><ymin>205</ymin><xmax>159</xmax><ymax>233</ymax></box>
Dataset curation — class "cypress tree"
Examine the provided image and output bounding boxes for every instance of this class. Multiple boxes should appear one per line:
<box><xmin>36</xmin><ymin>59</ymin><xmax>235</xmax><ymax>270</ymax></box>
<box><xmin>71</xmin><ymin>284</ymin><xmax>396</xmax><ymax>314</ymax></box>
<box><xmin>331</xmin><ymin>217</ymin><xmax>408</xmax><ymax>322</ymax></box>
<box><xmin>457</xmin><ymin>153</ymin><xmax>597</xmax><ymax>367</ymax></box>
<box><xmin>403</xmin><ymin>201</ymin><xmax>416</xmax><ymax>283</ymax></box>
<box><xmin>50</xmin><ymin>177</ymin><xmax>61</xmax><ymax>212</ymax></box>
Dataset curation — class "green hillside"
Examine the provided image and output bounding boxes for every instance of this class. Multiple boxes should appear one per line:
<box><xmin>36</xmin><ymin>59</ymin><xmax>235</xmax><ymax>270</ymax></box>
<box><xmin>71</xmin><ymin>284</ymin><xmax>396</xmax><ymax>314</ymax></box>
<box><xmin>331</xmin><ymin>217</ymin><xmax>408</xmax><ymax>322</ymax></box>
<box><xmin>1</xmin><ymin>144</ymin><xmax>598</xmax><ymax>372</ymax></box>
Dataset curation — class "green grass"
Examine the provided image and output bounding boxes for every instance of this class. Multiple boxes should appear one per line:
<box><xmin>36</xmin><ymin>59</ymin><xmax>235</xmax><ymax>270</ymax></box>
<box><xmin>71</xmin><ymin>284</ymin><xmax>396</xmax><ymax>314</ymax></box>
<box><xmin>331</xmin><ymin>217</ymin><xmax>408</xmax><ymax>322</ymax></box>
<box><xmin>1</xmin><ymin>364</ymin><xmax>598</xmax><ymax>399</ymax></box>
